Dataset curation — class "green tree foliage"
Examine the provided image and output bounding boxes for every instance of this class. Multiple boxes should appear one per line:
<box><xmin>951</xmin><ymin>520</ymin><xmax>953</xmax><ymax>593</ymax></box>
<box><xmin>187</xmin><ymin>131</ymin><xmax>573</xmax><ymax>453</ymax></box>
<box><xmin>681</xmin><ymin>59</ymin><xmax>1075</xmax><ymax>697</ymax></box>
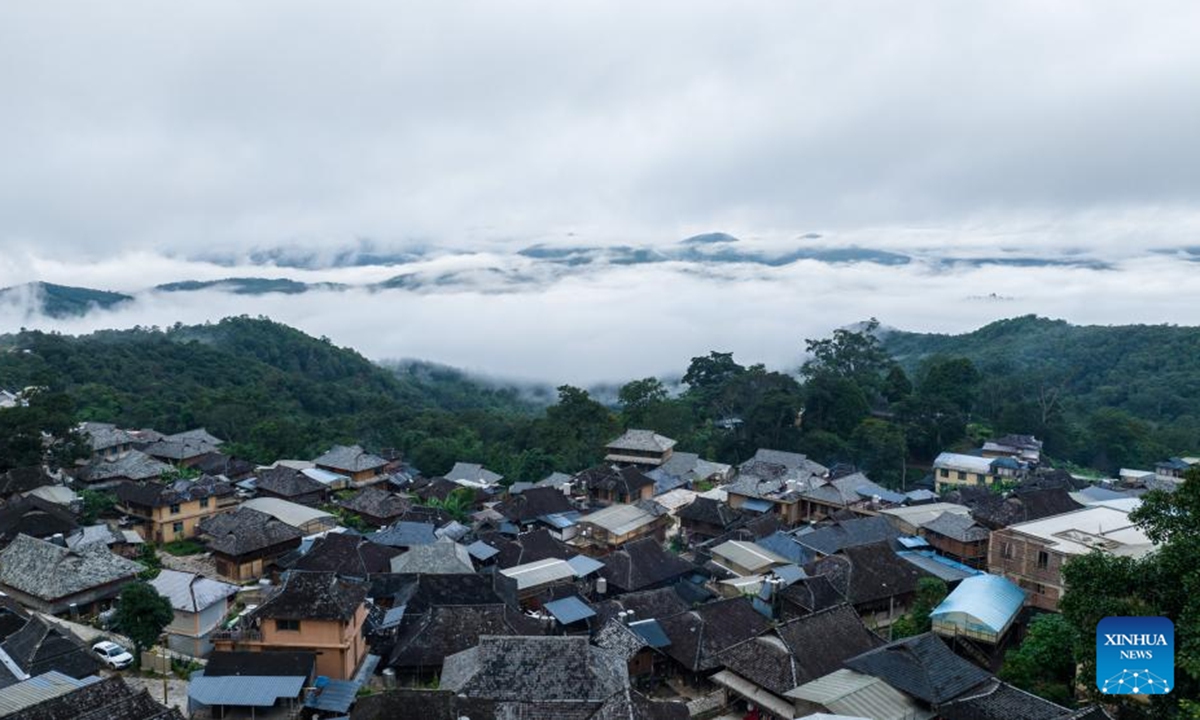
<box><xmin>850</xmin><ymin>419</ymin><xmax>907</xmax><ymax>488</ymax></box>
<box><xmin>0</xmin><ymin>389</ymin><xmax>85</xmax><ymax>471</ymax></box>
<box><xmin>535</xmin><ymin>386</ymin><xmax>618</xmax><ymax>470</ymax></box>
<box><xmin>999</xmin><ymin>613</ymin><xmax>1079</xmax><ymax>705</ymax></box>
<box><xmin>917</xmin><ymin>356</ymin><xmax>981</xmax><ymax>414</ymax></box>
<box><xmin>802</xmin><ymin>374</ymin><xmax>870</xmax><ymax>437</ymax></box>
<box><xmin>890</xmin><ymin>577</ymin><xmax>947</xmax><ymax>638</ymax></box>
<box><xmin>801</xmin><ymin>318</ymin><xmax>891</xmax><ymax>396</ymax></box>
<box><xmin>1059</xmin><ymin>467</ymin><xmax>1200</xmax><ymax>716</ymax></box>
<box><xmin>79</xmin><ymin>489</ymin><xmax>116</xmax><ymax>524</ymax></box>
<box><xmin>618</xmin><ymin>378</ymin><xmax>668</xmax><ymax>428</ymax></box>
<box><xmin>420</xmin><ymin>487</ymin><xmax>477</xmax><ymax>522</ymax></box>
<box><xmin>883</xmin><ymin>364</ymin><xmax>913</xmax><ymax>403</ymax></box>
<box><xmin>114</xmin><ymin>581</ymin><xmax>175</xmax><ymax>657</ymax></box>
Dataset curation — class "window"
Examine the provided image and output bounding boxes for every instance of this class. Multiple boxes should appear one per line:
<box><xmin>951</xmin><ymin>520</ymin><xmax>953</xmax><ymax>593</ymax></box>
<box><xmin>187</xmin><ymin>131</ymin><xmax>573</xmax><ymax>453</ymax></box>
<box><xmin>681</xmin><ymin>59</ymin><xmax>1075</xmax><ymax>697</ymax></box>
<box><xmin>939</xmin><ymin>469</ymin><xmax>949</xmax><ymax>478</ymax></box>
<box><xmin>199</xmin><ymin>497</ymin><xmax>210</xmax><ymax>509</ymax></box>
<box><xmin>1036</xmin><ymin>550</ymin><xmax>1050</xmax><ymax>569</ymax></box>
<box><xmin>276</xmin><ymin>619</ymin><xmax>301</xmax><ymax>632</ymax></box>
<box><xmin>1001</xmin><ymin>542</ymin><xmax>1013</xmax><ymax>559</ymax></box>
<box><xmin>172</xmin><ymin>522</ymin><xmax>184</xmax><ymax>535</ymax></box>
<box><xmin>169</xmin><ymin>504</ymin><xmax>181</xmax><ymax>515</ymax></box>
<box><xmin>956</xmin><ymin>471</ymin><xmax>966</xmax><ymax>480</ymax></box>
<box><xmin>1035</xmin><ymin>583</ymin><xmax>1046</xmax><ymax>594</ymax></box>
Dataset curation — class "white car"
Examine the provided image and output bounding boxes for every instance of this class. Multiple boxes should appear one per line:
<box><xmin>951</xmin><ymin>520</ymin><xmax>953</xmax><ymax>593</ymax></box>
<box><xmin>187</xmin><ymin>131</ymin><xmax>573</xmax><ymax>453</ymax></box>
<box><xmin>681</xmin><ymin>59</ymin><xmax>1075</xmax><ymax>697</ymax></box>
<box><xmin>92</xmin><ymin>641</ymin><xmax>134</xmax><ymax>670</ymax></box>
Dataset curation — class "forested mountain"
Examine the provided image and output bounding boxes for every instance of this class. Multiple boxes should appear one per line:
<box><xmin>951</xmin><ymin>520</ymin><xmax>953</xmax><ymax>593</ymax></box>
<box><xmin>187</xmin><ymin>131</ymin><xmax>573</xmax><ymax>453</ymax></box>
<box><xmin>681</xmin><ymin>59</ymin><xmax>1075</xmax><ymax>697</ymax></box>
<box><xmin>0</xmin><ymin>282</ymin><xmax>133</xmax><ymax>318</ymax></box>
<box><xmin>884</xmin><ymin>316</ymin><xmax>1200</xmax><ymax>470</ymax></box>
<box><xmin>2</xmin><ymin>315</ymin><xmax>1196</xmax><ymax>483</ymax></box>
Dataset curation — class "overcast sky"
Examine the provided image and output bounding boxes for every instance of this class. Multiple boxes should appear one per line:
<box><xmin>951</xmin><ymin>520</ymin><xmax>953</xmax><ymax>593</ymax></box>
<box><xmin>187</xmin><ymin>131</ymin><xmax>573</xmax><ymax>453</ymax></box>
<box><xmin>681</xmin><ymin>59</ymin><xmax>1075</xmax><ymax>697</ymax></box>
<box><xmin>2</xmin><ymin>2</ymin><xmax>1199</xmax><ymax>381</ymax></box>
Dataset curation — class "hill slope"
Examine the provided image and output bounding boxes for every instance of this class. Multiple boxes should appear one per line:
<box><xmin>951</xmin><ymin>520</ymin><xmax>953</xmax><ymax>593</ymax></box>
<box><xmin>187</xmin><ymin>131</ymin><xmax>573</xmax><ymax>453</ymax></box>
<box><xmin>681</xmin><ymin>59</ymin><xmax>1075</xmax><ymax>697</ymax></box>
<box><xmin>0</xmin><ymin>317</ymin><xmax>535</xmax><ymax>462</ymax></box>
<box><xmin>0</xmin><ymin>282</ymin><xmax>133</xmax><ymax>318</ymax></box>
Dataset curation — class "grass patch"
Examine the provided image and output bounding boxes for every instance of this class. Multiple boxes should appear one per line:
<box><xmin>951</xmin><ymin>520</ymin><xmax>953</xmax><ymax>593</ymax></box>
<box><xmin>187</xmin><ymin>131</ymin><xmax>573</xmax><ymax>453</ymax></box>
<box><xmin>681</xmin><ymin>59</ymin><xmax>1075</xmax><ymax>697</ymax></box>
<box><xmin>161</xmin><ymin>539</ymin><xmax>205</xmax><ymax>556</ymax></box>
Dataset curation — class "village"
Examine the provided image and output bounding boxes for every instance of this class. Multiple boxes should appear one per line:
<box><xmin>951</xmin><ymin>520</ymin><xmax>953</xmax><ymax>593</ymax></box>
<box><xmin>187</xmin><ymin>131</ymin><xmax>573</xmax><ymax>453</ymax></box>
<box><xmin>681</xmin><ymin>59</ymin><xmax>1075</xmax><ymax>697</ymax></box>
<box><xmin>0</xmin><ymin>413</ymin><xmax>1192</xmax><ymax>720</ymax></box>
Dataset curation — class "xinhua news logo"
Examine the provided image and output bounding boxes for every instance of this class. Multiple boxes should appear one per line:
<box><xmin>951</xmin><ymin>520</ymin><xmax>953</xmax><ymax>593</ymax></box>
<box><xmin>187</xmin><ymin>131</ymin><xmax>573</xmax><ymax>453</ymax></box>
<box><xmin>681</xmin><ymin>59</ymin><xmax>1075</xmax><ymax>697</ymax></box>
<box><xmin>1096</xmin><ymin>616</ymin><xmax>1174</xmax><ymax>695</ymax></box>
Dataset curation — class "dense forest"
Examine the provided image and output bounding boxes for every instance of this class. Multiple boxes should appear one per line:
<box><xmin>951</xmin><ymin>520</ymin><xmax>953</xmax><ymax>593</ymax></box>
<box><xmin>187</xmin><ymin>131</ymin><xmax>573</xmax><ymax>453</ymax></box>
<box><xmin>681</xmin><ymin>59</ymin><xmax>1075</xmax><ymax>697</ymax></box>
<box><xmin>0</xmin><ymin>315</ymin><xmax>1196</xmax><ymax>481</ymax></box>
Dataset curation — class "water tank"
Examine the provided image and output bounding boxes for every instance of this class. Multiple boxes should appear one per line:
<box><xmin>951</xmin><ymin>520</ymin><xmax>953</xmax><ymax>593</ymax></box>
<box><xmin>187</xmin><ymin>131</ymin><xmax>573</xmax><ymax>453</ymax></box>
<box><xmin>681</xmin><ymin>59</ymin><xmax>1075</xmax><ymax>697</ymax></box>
<box><xmin>595</xmin><ymin>577</ymin><xmax>607</xmax><ymax>595</ymax></box>
<box><xmin>382</xmin><ymin>668</ymin><xmax>396</xmax><ymax>689</ymax></box>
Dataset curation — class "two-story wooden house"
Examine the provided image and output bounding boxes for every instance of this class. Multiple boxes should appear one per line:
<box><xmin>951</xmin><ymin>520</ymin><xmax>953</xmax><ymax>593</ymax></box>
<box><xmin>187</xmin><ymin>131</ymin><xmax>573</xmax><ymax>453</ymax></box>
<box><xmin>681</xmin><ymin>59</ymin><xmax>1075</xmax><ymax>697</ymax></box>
<box><xmin>115</xmin><ymin>475</ymin><xmax>238</xmax><ymax>543</ymax></box>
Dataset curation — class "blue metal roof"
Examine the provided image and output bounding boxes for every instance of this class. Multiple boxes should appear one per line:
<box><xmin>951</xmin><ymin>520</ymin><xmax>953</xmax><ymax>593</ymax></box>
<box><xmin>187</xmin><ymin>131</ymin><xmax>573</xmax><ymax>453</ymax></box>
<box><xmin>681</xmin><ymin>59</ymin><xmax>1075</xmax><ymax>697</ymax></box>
<box><xmin>537</xmin><ymin>511</ymin><xmax>581</xmax><ymax>530</ymax></box>
<box><xmin>466</xmin><ymin>540</ymin><xmax>499</xmax><ymax>561</ymax></box>
<box><xmin>772</xmin><ymin>564</ymin><xmax>806</xmax><ymax>585</ymax></box>
<box><xmin>898</xmin><ymin>535</ymin><xmax>931</xmax><ymax>549</ymax></box>
<box><xmin>741</xmin><ymin>498</ymin><xmax>773</xmax><ymax>513</ymax></box>
<box><xmin>931</xmin><ymin>573</ymin><xmax>1026</xmax><ymax>634</ymax></box>
<box><xmin>189</xmin><ymin>673</ymin><xmax>306</xmax><ymax>707</ymax></box>
<box><xmin>304</xmin><ymin>678</ymin><xmax>360</xmax><ymax>713</ymax></box>
<box><xmin>543</xmin><ymin>595</ymin><xmax>596</xmax><ymax>625</ymax></box>
<box><xmin>566</xmin><ymin>554</ymin><xmax>605</xmax><ymax>577</ymax></box>
<box><xmin>628</xmin><ymin>619</ymin><xmax>671</xmax><ymax>648</ymax></box>
<box><xmin>379</xmin><ymin>604</ymin><xmax>407</xmax><ymax>629</ymax></box>
<box><xmin>897</xmin><ymin>550</ymin><xmax>979</xmax><ymax>582</ymax></box>
<box><xmin>755</xmin><ymin>531</ymin><xmax>814</xmax><ymax>565</ymax></box>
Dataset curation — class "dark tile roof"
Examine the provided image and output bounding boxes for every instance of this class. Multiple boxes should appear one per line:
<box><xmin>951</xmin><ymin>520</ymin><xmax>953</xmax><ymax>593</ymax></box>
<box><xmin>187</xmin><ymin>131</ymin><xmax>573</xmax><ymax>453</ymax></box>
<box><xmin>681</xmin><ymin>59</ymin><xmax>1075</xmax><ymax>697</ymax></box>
<box><xmin>0</xmin><ymin>616</ymin><xmax>101</xmax><ymax>679</ymax></box>
<box><xmin>967</xmin><ymin>487</ymin><xmax>1084</xmax><ymax>530</ymax></box>
<box><xmin>0</xmin><ymin>496</ymin><xmax>78</xmax><ymax>543</ymax></box>
<box><xmin>115</xmin><ymin>475</ymin><xmax>233</xmax><ymax>507</ymax></box>
<box><xmin>576</xmin><ymin>465</ymin><xmax>656</xmax><ymax>496</ymax></box>
<box><xmin>676</xmin><ymin>497</ymin><xmax>741</xmax><ymax>528</ymax></box>
<box><xmin>340</xmin><ymin>487</ymin><xmax>410</xmax><ymax>523</ymax></box>
<box><xmin>75</xmin><ymin>451</ymin><xmax>172</xmax><ymax>483</ymax></box>
<box><xmin>599</xmin><ymin>538</ymin><xmax>697</xmax><ymax>594</ymax></box>
<box><xmin>795</xmin><ymin>516</ymin><xmax>901</xmax><ymax>555</ymax></box>
<box><xmin>493</xmin><ymin>528</ymin><xmax>574</xmax><ymax>569</ymax></box>
<box><xmin>254</xmin><ymin>467</ymin><xmax>327</xmax><ymax>499</ymax></box>
<box><xmin>718</xmin><ymin>604</ymin><xmax>883</xmax><ymax>694</ymax></box>
<box><xmin>198</xmin><ymin>508</ymin><xmax>303</xmax><ymax>557</ymax></box>
<box><xmin>4</xmin><ymin>675</ymin><xmax>184</xmax><ymax>720</ymax></box>
<box><xmin>496</xmin><ymin>487</ymin><xmax>576</xmax><ymax>524</ymax></box>
<box><xmin>367</xmin><ymin>521</ymin><xmax>439</xmax><ymax>549</ymax></box>
<box><xmin>292</xmin><ymin>533</ymin><xmax>400</xmax><ymax>576</ymax></box>
<box><xmin>190</xmin><ymin>452</ymin><xmax>255</xmax><ymax>479</ymax></box>
<box><xmin>313</xmin><ymin>444</ymin><xmax>388</xmax><ymax>473</ymax></box>
<box><xmin>778</xmin><ymin>574</ymin><xmax>846</xmax><ymax>614</ymax></box>
<box><xmin>592</xmin><ymin>586</ymin><xmax>691</xmax><ymax>627</ymax></box>
<box><xmin>204</xmin><ymin>650</ymin><xmax>316</xmax><ymax>678</ymax></box>
<box><xmin>395</xmin><ymin>506</ymin><xmax>455</xmax><ymax>527</ymax></box>
<box><xmin>0</xmin><ymin>535</ymin><xmax>143</xmax><ymax>603</ymax></box>
<box><xmin>844</xmin><ymin>632</ymin><xmax>992</xmax><ymax>704</ymax></box>
<box><xmin>256</xmin><ymin>571</ymin><xmax>367</xmax><ymax>622</ymax></box>
<box><xmin>923</xmin><ymin>512</ymin><xmax>990</xmax><ymax>543</ymax></box>
<box><xmin>440</xmin><ymin>635</ymin><xmax>626</xmax><ymax>703</ymax></box>
<box><xmin>806</xmin><ymin>542</ymin><xmax>931</xmax><ymax>606</ymax></box>
<box><xmin>388</xmin><ymin>604</ymin><xmax>548</xmax><ymax>669</ymax></box>
<box><xmin>656</xmin><ymin>597</ymin><xmax>771</xmax><ymax>672</ymax></box>
<box><xmin>370</xmin><ymin>573</ymin><xmax>501</xmax><ymax>612</ymax></box>
<box><xmin>0</xmin><ymin>467</ymin><xmax>54</xmax><ymax>497</ymax></box>
<box><xmin>754</xmin><ymin>531</ymin><xmax>816</xmax><ymax>565</ymax></box>
<box><xmin>939</xmin><ymin>679</ymin><xmax>1076</xmax><ymax>720</ymax></box>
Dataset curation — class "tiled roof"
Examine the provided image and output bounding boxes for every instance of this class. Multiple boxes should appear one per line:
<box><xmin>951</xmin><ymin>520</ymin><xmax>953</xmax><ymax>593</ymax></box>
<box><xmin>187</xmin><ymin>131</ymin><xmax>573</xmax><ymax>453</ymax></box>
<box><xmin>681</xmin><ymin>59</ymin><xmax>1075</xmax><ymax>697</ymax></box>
<box><xmin>493</xmin><ymin>528</ymin><xmax>574</xmax><ymax>569</ymax></box>
<box><xmin>388</xmin><ymin>605</ymin><xmax>547</xmax><ymax>670</ymax></box>
<box><xmin>939</xmin><ymin>679</ymin><xmax>1073</xmax><ymax>720</ymax></box>
<box><xmin>807</xmin><ymin>542</ymin><xmax>931</xmax><ymax>606</ymax></box>
<box><xmin>599</xmin><ymin>538</ymin><xmax>696</xmax><ymax>593</ymax></box>
<box><xmin>76</xmin><ymin>451</ymin><xmax>171</xmax><ymax>483</ymax></box>
<box><xmin>0</xmin><ymin>468</ymin><xmax>54</xmax><ymax>497</ymax></box>
<box><xmin>656</xmin><ymin>597</ymin><xmax>771</xmax><ymax>672</ymax></box>
<box><xmin>606</xmin><ymin>429</ymin><xmax>677</xmax><ymax>453</ymax></box>
<box><xmin>796</xmin><ymin>516</ymin><xmax>901</xmax><ymax>556</ymax></box>
<box><xmin>0</xmin><ymin>535</ymin><xmax>142</xmax><ymax>602</ymax></box>
<box><xmin>200</xmin><ymin>651</ymin><xmax>316</xmax><ymax>678</ymax></box>
<box><xmin>253</xmin><ymin>467</ymin><xmax>327</xmax><ymax>499</ymax></box>
<box><xmin>441</xmin><ymin>636</ymin><xmax>626</xmax><ymax>703</ymax></box>
<box><xmin>370</xmin><ymin>573</ymin><xmax>500</xmax><ymax>612</ymax></box>
<box><xmin>717</xmin><ymin>604</ymin><xmax>883</xmax><ymax>695</ymax></box>
<box><xmin>390</xmin><ymin>539</ymin><xmax>475</xmax><ymax>574</ymax></box>
<box><xmin>292</xmin><ymin>533</ymin><xmax>400</xmax><ymax>576</ymax></box>
<box><xmin>496</xmin><ymin>487</ymin><xmax>575</xmax><ymax>524</ymax></box>
<box><xmin>115</xmin><ymin>476</ymin><xmax>233</xmax><ymax>508</ymax></box>
<box><xmin>445</xmin><ymin>463</ymin><xmax>504</xmax><ymax>487</ymax></box>
<box><xmin>593</xmin><ymin>619</ymin><xmax>651</xmax><ymax>661</ymax></box>
<box><xmin>313</xmin><ymin>445</ymin><xmax>387</xmax><ymax>473</ymax></box>
<box><xmin>0</xmin><ymin>497</ymin><xmax>78</xmax><ymax>543</ymax></box>
<box><xmin>255</xmin><ymin>571</ymin><xmax>367</xmax><ymax>622</ymax></box>
<box><xmin>339</xmin><ymin>488</ymin><xmax>409</xmax><ymax>522</ymax></box>
<box><xmin>0</xmin><ymin>616</ymin><xmax>100</xmax><ymax>679</ymax></box>
<box><xmin>844</xmin><ymin>632</ymin><xmax>992</xmax><ymax>704</ymax></box>
<box><xmin>149</xmin><ymin>570</ymin><xmax>239</xmax><ymax>613</ymax></box>
<box><xmin>576</xmin><ymin>465</ymin><xmax>656</xmax><ymax>495</ymax></box>
<box><xmin>676</xmin><ymin>496</ymin><xmax>741</xmax><ymax>528</ymax></box>
<box><xmin>2</xmin><ymin>675</ymin><xmax>185</xmax><ymax>720</ymax></box>
<box><xmin>755</xmin><ymin>531</ymin><xmax>815</xmax><ymax>565</ymax></box>
<box><xmin>78</xmin><ymin>422</ymin><xmax>138</xmax><ymax>451</ymax></box>
<box><xmin>198</xmin><ymin>508</ymin><xmax>303</xmax><ymax>557</ymax></box>
<box><xmin>368</xmin><ymin>521</ymin><xmax>439</xmax><ymax>548</ymax></box>
<box><xmin>778</xmin><ymin>574</ymin><xmax>846</xmax><ymax>614</ymax></box>
<box><xmin>592</xmin><ymin>586</ymin><xmax>691</xmax><ymax>628</ymax></box>
<box><xmin>923</xmin><ymin>512</ymin><xmax>990</xmax><ymax>543</ymax></box>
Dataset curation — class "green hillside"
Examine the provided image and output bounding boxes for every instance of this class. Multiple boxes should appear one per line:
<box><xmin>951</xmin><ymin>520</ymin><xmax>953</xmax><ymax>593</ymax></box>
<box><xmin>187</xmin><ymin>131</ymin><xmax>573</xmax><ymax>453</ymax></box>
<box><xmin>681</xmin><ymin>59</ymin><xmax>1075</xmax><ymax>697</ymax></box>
<box><xmin>0</xmin><ymin>282</ymin><xmax>133</xmax><ymax>318</ymax></box>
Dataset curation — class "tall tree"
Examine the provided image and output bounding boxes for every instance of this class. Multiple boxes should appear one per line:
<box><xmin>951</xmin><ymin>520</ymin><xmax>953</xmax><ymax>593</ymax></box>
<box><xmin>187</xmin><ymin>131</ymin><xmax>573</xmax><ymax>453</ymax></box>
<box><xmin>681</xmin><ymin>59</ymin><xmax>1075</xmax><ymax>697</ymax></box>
<box><xmin>115</xmin><ymin>582</ymin><xmax>175</xmax><ymax>658</ymax></box>
<box><xmin>1000</xmin><ymin>613</ymin><xmax>1079</xmax><ymax>705</ymax></box>
<box><xmin>618</xmin><ymin>377</ymin><xmax>668</xmax><ymax>428</ymax></box>
<box><xmin>801</xmin><ymin>319</ymin><xmax>892</xmax><ymax>395</ymax></box>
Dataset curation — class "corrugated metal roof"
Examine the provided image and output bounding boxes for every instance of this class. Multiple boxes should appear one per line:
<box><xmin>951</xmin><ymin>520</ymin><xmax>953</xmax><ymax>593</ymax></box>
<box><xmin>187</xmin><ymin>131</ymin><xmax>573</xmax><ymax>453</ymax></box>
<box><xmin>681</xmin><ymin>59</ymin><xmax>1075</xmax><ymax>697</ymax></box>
<box><xmin>898</xmin><ymin>536</ymin><xmax>930</xmax><ymax>549</ymax></box>
<box><xmin>543</xmin><ymin>596</ymin><xmax>596</xmax><ymax>625</ymax></box>
<box><xmin>537</xmin><ymin>511</ymin><xmax>580</xmax><ymax>530</ymax></box>
<box><xmin>712</xmin><ymin>540</ymin><xmax>789</xmax><ymax>573</ymax></box>
<box><xmin>242</xmin><ymin>497</ymin><xmax>335</xmax><ymax>530</ymax></box>
<box><xmin>499</xmin><ymin>558</ymin><xmax>576</xmax><ymax>590</ymax></box>
<box><xmin>580</xmin><ymin>503</ymin><xmax>657</xmax><ymax>536</ymax></box>
<box><xmin>150</xmin><ymin>569</ymin><xmax>239</xmax><ymax>612</ymax></box>
<box><xmin>772</xmin><ymin>564</ymin><xmax>806</xmax><ymax>585</ymax></box>
<box><xmin>466</xmin><ymin>540</ymin><xmax>499</xmax><ymax>561</ymax></box>
<box><xmin>896</xmin><ymin>551</ymin><xmax>979</xmax><ymax>582</ymax></box>
<box><xmin>628</xmin><ymin>619</ymin><xmax>671</xmax><ymax>648</ymax></box>
<box><xmin>741</xmin><ymin>498</ymin><xmax>773</xmax><ymax>513</ymax></box>
<box><xmin>0</xmin><ymin>672</ymin><xmax>99</xmax><ymax>715</ymax></box>
<box><xmin>710</xmin><ymin>669</ymin><xmax>796</xmax><ymax>719</ymax></box>
<box><xmin>188</xmin><ymin>672</ymin><xmax>306</xmax><ymax>707</ymax></box>
<box><xmin>930</xmin><ymin>573</ymin><xmax>1026</xmax><ymax>634</ymax></box>
<box><xmin>304</xmin><ymin>678</ymin><xmax>360</xmax><ymax>712</ymax></box>
<box><xmin>786</xmin><ymin>668</ymin><xmax>933</xmax><ymax>720</ymax></box>
<box><xmin>566</xmin><ymin>554</ymin><xmax>605</xmax><ymax>577</ymax></box>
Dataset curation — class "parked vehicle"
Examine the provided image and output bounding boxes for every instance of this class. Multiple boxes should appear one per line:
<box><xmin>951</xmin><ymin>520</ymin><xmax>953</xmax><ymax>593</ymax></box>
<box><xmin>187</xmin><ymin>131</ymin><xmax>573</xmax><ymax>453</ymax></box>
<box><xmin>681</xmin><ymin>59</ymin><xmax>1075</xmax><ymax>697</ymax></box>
<box><xmin>92</xmin><ymin>640</ymin><xmax>134</xmax><ymax>670</ymax></box>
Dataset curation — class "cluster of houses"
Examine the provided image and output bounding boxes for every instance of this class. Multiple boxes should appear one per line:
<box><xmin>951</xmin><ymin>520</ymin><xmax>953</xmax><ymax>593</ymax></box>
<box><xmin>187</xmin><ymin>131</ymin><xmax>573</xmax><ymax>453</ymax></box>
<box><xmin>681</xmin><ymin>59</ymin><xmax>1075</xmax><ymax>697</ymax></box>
<box><xmin>0</xmin><ymin>420</ymin><xmax>1188</xmax><ymax>720</ymax></box>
